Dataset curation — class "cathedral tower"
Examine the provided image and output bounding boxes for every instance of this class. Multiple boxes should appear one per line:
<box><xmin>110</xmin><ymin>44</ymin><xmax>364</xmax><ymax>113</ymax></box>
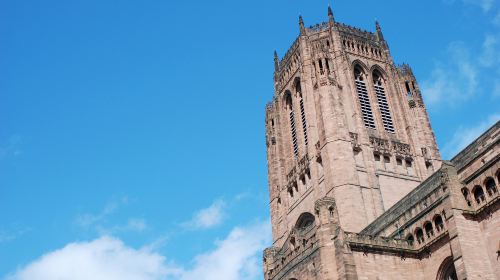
<box><xmin>263</xmin><ymin>8</ymin><xmax>500</xmax><ymax>280</ymax></box>
<box><xmin>265</xmin><ymin>8</ymin><xmax>440</xmax><ymax>249</ymax></box>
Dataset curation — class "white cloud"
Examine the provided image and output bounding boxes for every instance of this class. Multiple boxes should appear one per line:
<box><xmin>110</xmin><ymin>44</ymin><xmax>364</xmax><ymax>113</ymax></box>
<box><xmin>442</xmin><ymin>112</ymin><xmax>500</xmax><ymax>159</ymax></box>
<box><xmin>174</xmin><ymin>220</ymin><xmax>271</xmax><ymax>280</ymax></box>
<box><xmin>4</xmin><ymin>221</ymin><xmax>272</xmax><ymax>280</ymax></box>
<box><xmin>183</xmin><ymin>200</ymin><xmax>226</xmax><ymax>230</ymax></box>
<box><xmin>4</xmin><ymin>236</ymin><xmax>170</xmax><ymax>280</ymax></box>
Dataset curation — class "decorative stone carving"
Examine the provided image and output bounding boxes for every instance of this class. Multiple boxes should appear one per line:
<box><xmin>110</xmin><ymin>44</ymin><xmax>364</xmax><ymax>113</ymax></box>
<box><xmin>349</xmin><ymin>132</ymin><xmax>361</xmax><ymax>151</ymax></box>
<box><xmin>392</xmin><ymin>140</ymin><xmax>411</xmax><ymax>156</ymax></box>
<box><xmin>370</xmin><ymin>136</ymin><xmax>391</xmax><ymax>155</ymax></box>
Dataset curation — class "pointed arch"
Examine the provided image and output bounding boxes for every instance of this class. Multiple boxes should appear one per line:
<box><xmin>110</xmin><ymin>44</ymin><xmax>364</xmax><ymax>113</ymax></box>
<box><xmin>353</xmin><ymin>64</ymin><xmax>376</xmax><ymax>129</ymax></box>
<box><xmin>436</xmin><ymin>256</ymin><xmax>458</xmax><ymax>280</ymax></box>
<box><xmin>372</xmin><ymin>69</ymin><xmax>395</xmax><ymax>133</ymax></box>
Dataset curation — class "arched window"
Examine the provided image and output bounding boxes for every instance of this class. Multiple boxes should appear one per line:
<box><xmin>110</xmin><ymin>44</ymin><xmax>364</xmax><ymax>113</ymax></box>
<box><xmin>473</xmin><ymin>186</ymin><xmax>486</xmax><ymax>204</ymax></box>
<box><xmin>424</xmin><ymin>222</ymin><xmax>434</xmax><ymax>238</ymax></box>
<box><xmin>485</xmin><ymin>177</ymin><xmax>497</xmax><ymax>196</ymax></box>
<box><xmin>295</xmin><ymin>212</ymin><xmax>315</xmax><ymax>231</ymax></box>
<box><xmin>354</xmin><ymin>66</ymin><xmax>376</xmax><ymax>129</ymax></box>
<box><xmin>406</xmin><ymin>234</ymin><xmax>414</xmax><ymax>245</ymax></box>
<box><xmin>415</xmin><ymin>228</ymin><xmax>424</xmax><ymax>244</ymax></box>
<box><xmin>373</xmin><ymin>70</ymin><xmax>395</xmax><ymax>133</ymax></box>
<box><xmin>434</xmin><ymin>215</ymin><xmax>444</xmax><ymax>232</ymax></box>
<box><xmin>437</xmin><ymin>257</ymin><xmax>458</xmax><ymax>280</ymax></box>
<box><xmin>296</xmin><ymin>80</ymin><xmax>308</xmax><ymax>146</ymax></box>
<box><xmin>285</xmin><ymin>92</ymin><xmax>299</xmax><ymax>157</ymax></box>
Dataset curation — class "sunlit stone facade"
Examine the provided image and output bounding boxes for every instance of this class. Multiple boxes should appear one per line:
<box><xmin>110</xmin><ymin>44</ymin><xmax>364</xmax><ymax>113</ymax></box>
<box><xmin>263</xmin><ymin>8</ymin><xmax>500</xmax><ymax>280</ymax></box>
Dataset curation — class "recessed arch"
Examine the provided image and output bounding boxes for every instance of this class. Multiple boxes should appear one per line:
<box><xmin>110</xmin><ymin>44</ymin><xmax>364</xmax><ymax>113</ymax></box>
<box><xmin>436</xmin><ymin>256</ymin><xmax>458</xmax><ymax>280</ymax></box>
<box><xmin>415</xmin><ymin>227</ymin><xmax>424</xmax><ymax>244</ymax></box>
<box><xmin>406</xmin><ymin>233</ymin><xmax>414</xmax><ymax>245</ymax></box>
<box><xmin>351</xmin><ymin>60</ymin><xmax>369</xmax><ymax>74</ymax></box>
<box><xmin>484</xmin><ymin>176</ymin><xmax>497</xmax><ymax>196</ymax></box>
<box><xmin>424</xmin><ymin>221</ymin><xmax>434</xmax><ymax>238</ymax></box>
<box><xmin>433</xmin><ymin>214</ymin><xmax>444</xmax><ymax>232</ymax></box>
<box><xmin>472</xmin><ymin>185</ymin><xmax>486</xmax><ymax>204</ymax></box>
<box><xmin>295</xmin><ymin>212</ymin><xmax>315</xmax><ymax>231</ymax></box>
<box><xmin>370</xmin><ymin>64</ymin><xmax>388</xmax><ymax>78</ymax></box>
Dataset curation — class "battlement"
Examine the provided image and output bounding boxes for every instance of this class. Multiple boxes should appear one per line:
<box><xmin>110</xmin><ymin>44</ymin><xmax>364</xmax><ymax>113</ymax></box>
<box><xmin>335</xmin><ymin>22</ymin><xmax>377</xmax><ymax>41</ymax></box>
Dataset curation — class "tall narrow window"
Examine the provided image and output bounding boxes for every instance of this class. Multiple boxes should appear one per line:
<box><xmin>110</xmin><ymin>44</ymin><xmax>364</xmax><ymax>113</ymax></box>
<box><xmin>296</xmin><ymin>81</ymin><xmax>308</xmax><ymax>146</ymax></box>
<box><xmin>285</xmin><ymin>92</ymin><xmax>299</xmax><ymax>157</ymax></box>
<box><xmin>373</xmin><ymin>71</ymin><xmax>395</xmax><ymax>133</ymax></box>
<box><xmin>354</xmin><ymin>66</ymin><xmax>376</xmax><ymax>129</ymax></box>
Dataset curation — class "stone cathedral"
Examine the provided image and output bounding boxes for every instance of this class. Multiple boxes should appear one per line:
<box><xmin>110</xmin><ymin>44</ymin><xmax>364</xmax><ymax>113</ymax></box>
<box><xmin>263</xmin><ymin>8</ymin><xmax>500</xmax><ymax>280</ymax></box>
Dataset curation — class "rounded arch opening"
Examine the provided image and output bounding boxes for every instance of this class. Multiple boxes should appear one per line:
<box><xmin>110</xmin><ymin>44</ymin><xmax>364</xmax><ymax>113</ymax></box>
<box><xmin>406</xmin><ymin>234</ymin><xmax>414</xmax><ymax>245</ymax></box>
<box><xmin>424</xmin><ymin>221</ymin><xmax>434</xmax><ymax>238</ymax></box>
<box><xmin>472</xmin><ymin>185</ymin><xmax>486</xmax><ymax>204</ymax></box>
<box><xmin>295</xmin><ymin>212</ymin><xmax>315</xmax><ymax>231</ymax></box>
<box><xmin>484</xmin><ymin>177</ymin><xmax>497</xmax><ymax>196</ymax></box>
<box><xmin>434</xmin><ymin>215</ymin><xmax>444</xmax><ymax>232</ymax></box>
<box><xmin>415</xmin><ymin>228</ymin><xmax>424</xmax><ymax>244</ymax></box>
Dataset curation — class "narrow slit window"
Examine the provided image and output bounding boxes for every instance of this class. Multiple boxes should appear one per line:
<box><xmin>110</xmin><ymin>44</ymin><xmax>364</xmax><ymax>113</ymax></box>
<box><xmin>373</xmin><ymin>71</ymin><xmax>395</xmax><ymax>133</ymax></box>
<box><xmin>354</xmin><ymin>66</ymin><xmax>376</xmax><ymax>129</ymax></box>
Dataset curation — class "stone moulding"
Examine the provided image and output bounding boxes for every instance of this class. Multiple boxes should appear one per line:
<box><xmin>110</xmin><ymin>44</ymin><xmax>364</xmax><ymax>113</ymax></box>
<box><xmin>345</xmin><ymin>230</ymin><xmax>449</xmax><ymax>258</ymax></box>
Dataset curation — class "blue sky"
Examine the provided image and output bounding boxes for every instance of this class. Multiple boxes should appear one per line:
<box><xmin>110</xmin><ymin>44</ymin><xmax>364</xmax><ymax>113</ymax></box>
<box><xmin>0</xmin><ymin>0</ymin><xmax>499</xmax><ymax>279</ymax></box>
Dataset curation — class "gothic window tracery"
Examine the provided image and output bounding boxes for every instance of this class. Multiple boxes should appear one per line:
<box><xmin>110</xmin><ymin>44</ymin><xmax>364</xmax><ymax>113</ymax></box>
<box><xmin>373</xmin><ymin>70</ymin><xmax>395</xmax><ymax>133</ymax></box>
<box><xmin>354</xmin><ymin>66</ymin><xmax>376</xmax><ymax>129</ymax></box>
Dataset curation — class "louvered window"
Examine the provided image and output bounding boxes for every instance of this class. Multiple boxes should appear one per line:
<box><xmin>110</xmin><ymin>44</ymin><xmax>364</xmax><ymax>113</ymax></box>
<box><xmin>296</xmin><ymin>81</ymin><xmax>308</xmax><ymax>147</ymax></box>
<box><xmin>286</xmin><ymin>93</ymin><xmax>299</xmax><ymax>157</ymax></box>
<box><xmin>373</xmin><ymin>72</ymin><xmax>395</xmax><ymax>133</ymax></box>
<box><xmin>354</xmin><ymin>67</ymin><xmax>376</xmax><ymax>129</ymax></box>
<box><xmin>299</xmin><ymin>98</ymin><xmax>308</xmax><ymax>146</ymax></box>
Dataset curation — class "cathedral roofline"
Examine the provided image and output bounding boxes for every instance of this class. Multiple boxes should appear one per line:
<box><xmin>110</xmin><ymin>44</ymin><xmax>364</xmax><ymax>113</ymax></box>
<box><xmin>360</xmin><ymin>120</ymin><xmax>500</xmax><ymax>237</ymax></box>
